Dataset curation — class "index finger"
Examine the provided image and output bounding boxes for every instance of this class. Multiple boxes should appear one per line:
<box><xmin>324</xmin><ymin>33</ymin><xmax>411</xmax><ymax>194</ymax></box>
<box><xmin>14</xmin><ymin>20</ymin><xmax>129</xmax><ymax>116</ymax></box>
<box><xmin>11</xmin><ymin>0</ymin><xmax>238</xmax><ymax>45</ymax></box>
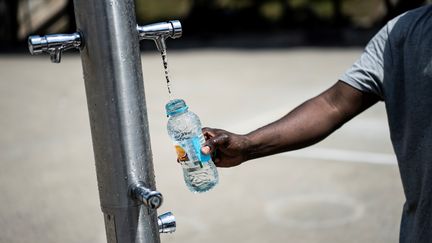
<box><xmin>203</xmin><ymin>133</ymin><xmax>229</xmax><ymax>153</ymax></box>
<box><xmin>202</xmin><ymin>127</ymin><xmax>217</xmax><ymax>137</ymax></box>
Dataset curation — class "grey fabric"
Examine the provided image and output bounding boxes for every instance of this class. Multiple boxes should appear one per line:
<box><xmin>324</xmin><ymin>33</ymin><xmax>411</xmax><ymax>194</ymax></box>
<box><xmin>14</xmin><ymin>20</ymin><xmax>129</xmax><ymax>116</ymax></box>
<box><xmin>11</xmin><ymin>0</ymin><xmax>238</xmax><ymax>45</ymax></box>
<box><xmin>340</xmin><ymin>5</ymin><xmax>432</xmax><ymax>243</ymax></box>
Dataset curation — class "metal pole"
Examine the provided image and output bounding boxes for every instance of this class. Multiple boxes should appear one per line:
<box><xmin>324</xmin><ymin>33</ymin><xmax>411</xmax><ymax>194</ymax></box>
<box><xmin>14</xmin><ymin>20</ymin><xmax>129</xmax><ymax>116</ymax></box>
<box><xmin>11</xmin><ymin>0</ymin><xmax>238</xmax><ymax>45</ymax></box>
<box><xmin>72</xmin><ymin>1</ymin><xmax>160</xmax><ymax>242</ymax></box>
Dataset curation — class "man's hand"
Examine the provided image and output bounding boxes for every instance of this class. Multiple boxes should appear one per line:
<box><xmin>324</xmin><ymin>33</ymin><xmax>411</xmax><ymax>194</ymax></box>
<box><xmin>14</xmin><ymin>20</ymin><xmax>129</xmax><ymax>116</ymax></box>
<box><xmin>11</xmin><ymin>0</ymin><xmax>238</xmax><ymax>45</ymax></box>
<box><xmin>201</xmin><ymin>127</ymin><xmax>251</xmax><ymax>167</ymax></box>
<box><xmin>200</xmin><ymin>82</ymin><xmax>379</xmax><ymax>168</ymax></box>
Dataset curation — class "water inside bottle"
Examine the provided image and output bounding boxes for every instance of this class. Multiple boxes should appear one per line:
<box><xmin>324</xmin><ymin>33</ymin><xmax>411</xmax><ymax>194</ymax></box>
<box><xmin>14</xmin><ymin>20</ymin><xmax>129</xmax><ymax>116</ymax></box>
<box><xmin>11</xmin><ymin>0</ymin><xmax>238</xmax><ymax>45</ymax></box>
<box><xmin>172</xmin><ymin>133</ymin><xmax>219</xmax><ymax>193</ymax></box>
<box><xmin>164</xmin><ymin>79</ymin><xmax>219</xmax><ymax>193</ymax></box>
<box><xmin>182</xmin><ymin>160</ymin><xmax>219</xmax><ymax>193</ymax></box>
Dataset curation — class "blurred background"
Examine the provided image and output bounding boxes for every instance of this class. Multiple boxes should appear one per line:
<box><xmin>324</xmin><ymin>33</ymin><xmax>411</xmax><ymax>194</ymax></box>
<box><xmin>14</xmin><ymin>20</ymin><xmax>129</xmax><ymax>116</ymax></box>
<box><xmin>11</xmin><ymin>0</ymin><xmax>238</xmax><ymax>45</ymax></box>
<box><xmin>0</xmin><ymin>1</ymin><xmax>429</xmax><ymax>243</ymax></box>
<box><xmin>0</xmin><ymin>0</ymin><xmax>430</xmax><ymax>51</ymax></box>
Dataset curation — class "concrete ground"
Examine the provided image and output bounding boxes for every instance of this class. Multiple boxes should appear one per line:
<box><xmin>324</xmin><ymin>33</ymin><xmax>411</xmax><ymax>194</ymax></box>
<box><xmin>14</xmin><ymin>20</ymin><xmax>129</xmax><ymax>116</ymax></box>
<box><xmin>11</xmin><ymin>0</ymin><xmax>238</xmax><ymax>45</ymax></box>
<box><xmin>0</xmin><ymin>49</ymin><xmax>404</xmax><ymax>243</ymax></box>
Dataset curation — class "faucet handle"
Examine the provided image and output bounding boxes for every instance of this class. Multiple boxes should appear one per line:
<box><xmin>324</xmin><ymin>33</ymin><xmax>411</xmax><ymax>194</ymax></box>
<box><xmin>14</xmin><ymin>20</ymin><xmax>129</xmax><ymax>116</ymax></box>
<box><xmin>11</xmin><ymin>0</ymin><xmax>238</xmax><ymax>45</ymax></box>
<box><xmin>130</xmin><ymin>182</ymin><xmax>163</xmax><ymax>209</ymax></box>
<box><xmin>168</xmin><ymin>20</ymin><xmax>182</xmax><ymax>39</ymax></box>
<box><xmin>28</xmin><ymin>32</ymin><xmax>82</xmax><ymax>63</ymax></box>
<box><xmin>158</xmin><ymin>212</ymin><xmax>176</xmax><ymax>233</ymax></box>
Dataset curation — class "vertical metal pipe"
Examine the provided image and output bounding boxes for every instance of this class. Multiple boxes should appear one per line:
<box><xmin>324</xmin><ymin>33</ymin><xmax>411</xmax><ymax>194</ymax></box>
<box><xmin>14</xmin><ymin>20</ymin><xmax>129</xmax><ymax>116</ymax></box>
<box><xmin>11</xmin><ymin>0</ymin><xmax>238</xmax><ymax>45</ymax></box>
<box><xmin>72</xmin><ymin>0</ymin><xmax>160</xmax><ymax>242</ymax></box>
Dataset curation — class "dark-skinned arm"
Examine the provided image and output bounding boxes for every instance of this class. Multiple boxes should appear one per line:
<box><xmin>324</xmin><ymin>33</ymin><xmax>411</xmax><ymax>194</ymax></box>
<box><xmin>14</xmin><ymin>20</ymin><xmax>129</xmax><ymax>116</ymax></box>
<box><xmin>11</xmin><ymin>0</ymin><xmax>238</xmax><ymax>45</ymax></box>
<box><xmin>202</xmin><ymin>81</ymin><xmax>380</xmax><ymax>167</ymax></box>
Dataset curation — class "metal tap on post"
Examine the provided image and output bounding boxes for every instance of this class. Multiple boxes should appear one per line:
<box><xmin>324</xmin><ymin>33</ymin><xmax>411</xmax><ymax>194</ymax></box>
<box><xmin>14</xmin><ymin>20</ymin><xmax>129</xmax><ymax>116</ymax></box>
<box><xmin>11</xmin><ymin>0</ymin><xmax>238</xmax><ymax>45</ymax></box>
<box><xmin>137</xmin><ymin>20</ymin><xmax>182</xmax><ymax>52</ymax></box>
<box><xmin>27</xmin><ymin>0</ymin><xmax>182</xmax><ymax>242</ymax></box>
<box><xmin>28</xmin><ymin>20</ymin><xmax>182</xmax><ymax>63</ymax></box>
<box><xmin>28</xmin><ymin>32</ymin><xmax>82</xmax><ymax>63</ymax></box>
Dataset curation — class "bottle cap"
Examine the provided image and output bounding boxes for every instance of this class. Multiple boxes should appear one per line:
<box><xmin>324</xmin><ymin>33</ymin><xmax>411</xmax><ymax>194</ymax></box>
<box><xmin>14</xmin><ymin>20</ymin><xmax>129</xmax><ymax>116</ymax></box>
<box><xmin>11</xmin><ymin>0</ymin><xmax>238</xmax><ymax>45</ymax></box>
<box><xmin>165</xmin><ymin>99</ymin><xmax>188</xmax><ymax>116</ymax></box>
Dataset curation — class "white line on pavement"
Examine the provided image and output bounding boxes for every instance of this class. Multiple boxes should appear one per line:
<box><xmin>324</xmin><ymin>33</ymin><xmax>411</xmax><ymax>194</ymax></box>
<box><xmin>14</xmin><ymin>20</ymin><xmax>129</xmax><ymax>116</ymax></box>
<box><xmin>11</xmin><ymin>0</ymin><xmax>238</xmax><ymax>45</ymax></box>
<box><xmin>279</xmin><ymin>147</ymin><xmax>397</xmax><ymax>165</ymax></box>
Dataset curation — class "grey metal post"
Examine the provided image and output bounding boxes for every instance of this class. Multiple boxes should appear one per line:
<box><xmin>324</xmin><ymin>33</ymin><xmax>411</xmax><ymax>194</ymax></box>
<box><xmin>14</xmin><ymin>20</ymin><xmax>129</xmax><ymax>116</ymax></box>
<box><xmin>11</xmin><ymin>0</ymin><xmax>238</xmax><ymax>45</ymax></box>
<box><xmin>27</xmin><ymin>0</ymin><xmax>180</xmax><ymax>241</ymax></box>
<box><xmin>72</xmin><ymin>0</ymin><xmax>159</xmax><ymax>242</ymax></box>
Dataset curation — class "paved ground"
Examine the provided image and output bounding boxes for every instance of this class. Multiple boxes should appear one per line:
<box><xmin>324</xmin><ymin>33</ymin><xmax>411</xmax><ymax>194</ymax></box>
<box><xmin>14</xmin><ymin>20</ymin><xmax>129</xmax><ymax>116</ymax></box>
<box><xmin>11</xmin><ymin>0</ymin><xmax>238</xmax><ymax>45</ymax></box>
<box><xmin>0</xmin><ymin>49</ymin><xmax>404</xmax><ymax>243</ymax></box>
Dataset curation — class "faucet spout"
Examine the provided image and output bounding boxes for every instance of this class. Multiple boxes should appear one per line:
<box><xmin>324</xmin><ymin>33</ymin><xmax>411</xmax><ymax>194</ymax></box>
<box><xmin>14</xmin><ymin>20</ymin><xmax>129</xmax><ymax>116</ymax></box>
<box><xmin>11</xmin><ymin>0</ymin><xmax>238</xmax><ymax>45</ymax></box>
<box><xmin>137</xmin><ymin>20</ymin><xmax>182</xmax><ymax>52</ymax></box>
<box><xmin>154</xmin><ymin>37</ymin><xmax>167</xmax><ymax>53</ymax></box>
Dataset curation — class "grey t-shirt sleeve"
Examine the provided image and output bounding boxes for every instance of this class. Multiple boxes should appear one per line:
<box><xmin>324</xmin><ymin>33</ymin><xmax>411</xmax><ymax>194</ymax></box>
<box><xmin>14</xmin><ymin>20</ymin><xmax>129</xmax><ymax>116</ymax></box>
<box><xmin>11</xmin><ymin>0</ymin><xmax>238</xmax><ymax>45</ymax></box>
<box><xmin>340</xmin><ymin>23</ymin><xmax>392</xmax><ymax>100</ymax></box>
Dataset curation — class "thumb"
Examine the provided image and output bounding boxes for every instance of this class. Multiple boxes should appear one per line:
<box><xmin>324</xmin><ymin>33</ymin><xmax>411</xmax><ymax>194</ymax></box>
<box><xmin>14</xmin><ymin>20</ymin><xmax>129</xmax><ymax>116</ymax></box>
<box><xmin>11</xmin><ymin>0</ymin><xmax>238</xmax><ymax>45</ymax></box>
<box><xmin>201</xmin><ymin>145</ymin><xmax>211</xmax><ymax>155</ymax></box>
<box><xmin>202</xmin><ymin>133</ymin><xmax>229</xmax><ymax>154</ymax></box>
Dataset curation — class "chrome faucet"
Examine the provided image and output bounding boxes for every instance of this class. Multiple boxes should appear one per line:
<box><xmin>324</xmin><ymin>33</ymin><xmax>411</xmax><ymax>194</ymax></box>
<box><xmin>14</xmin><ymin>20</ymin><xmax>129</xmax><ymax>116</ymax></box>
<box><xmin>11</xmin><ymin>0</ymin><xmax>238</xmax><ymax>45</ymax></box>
<box><xmin>130</xmin><ymin>182</ymin><xmax>176</xmax><ymax>233</ymax></box>
<box><xmin>28</xmin><ymin>33</ymin><xmax>82</xmax><ymax>63</ymax></box>
<box><xmin>158</xmin><ymin>212</ymin><xmax>176</xmax><ymax>233</ymax></box>
<box><xmin>137</xmin><ymin>20</ymin><xmax>182</xmax><ymax>52</ymax></box>
<box><xmin>130</xmin><ymin>182</ymin><xmax>163</xmax><ymax>209</ymax></box>
<box><xmin>27</xmin><ymin>20</ymin><xmax>181</xmax><ymax>63</ymax></box>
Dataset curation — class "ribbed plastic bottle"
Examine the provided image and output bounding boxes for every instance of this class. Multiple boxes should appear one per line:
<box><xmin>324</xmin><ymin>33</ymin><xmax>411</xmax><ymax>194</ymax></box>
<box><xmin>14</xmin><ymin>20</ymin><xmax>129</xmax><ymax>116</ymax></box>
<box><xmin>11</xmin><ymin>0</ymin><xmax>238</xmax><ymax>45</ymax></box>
<box><xmin>166</xmin><ymin>99</ymin><xmax>219</xmax><ymax>193</ymax></box>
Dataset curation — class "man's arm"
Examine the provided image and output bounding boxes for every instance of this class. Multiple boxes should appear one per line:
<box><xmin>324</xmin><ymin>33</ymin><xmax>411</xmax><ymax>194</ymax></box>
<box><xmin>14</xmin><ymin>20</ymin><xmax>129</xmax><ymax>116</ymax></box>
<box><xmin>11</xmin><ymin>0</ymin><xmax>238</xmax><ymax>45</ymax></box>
<box><xmin>202</xmin><ymin>81</ymin><xmax>380</xmax><ymax>167</ymax></box>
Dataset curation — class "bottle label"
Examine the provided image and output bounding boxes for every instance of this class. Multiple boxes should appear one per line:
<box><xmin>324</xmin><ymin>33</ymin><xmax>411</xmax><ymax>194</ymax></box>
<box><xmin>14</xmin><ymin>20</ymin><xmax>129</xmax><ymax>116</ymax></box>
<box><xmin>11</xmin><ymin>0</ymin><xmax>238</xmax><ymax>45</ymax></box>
<box><xmin>174</xmin><ymin>136</ymin><xmax>210</xmax><ymax>164</ymax></box>
<box><xmin>175</xmin><ymin>145</ymin><xmax>189</xmax><ymax>162</ymax></box>
<box><xmin>192</xmin><ymin>136</ymin><xmax>211</xmax><ymax>163</ymax></box>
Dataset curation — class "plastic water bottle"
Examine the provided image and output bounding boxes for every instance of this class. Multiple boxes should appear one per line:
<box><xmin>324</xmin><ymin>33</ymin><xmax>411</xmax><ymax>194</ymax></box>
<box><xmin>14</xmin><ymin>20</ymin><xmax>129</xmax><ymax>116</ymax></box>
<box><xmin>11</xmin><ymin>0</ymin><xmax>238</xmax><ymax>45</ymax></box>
<box><xmin>166</xmin><ymin>99</ymin><xmax>219</xmax><ymax>193</ymax></box>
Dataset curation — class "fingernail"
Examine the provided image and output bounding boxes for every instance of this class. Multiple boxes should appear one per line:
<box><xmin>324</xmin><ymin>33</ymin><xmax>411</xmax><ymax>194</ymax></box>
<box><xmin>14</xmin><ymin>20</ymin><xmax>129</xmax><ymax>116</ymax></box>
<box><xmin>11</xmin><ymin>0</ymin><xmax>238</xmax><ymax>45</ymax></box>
<box><xmin>201</xmin><ymin>146</ymin><xmax>210</xmax><ymax>154</ymax></box>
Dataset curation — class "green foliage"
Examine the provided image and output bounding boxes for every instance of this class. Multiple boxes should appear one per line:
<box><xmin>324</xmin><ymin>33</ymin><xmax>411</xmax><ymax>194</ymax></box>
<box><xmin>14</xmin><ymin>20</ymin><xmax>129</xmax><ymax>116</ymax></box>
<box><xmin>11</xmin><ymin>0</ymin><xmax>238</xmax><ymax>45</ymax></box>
<box><xmin>216</xmin><ymin>0</ymin><xmax>254</xmax><ymax>9</ymax></box>
<box><xmin>260</xmin><ymin>1</ymin><xmax>285</xmax><ymax>21</ymax></box>
<box><xmin>342</xmin><ymin>0</ymin><xmax>385</xmax><ymax>27</ymax></box>
<box><xmin>288</xmin><ymin>0</ymin><xmax>337</xmax><ymax>20</ymax></box>
<box><xmin>135</xmin><ymin>0</ymin><xmax>192</xmax><ymax>22</ymax></box>
<box><xmin>133</xmin><ymin>0</ymin><xmax>403</xmax><ymax>28</ymax></box>
<box><xmin>289</xmin><ymin>0</ymin><xmax>308</xmax><ymax>8</ymax></box>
